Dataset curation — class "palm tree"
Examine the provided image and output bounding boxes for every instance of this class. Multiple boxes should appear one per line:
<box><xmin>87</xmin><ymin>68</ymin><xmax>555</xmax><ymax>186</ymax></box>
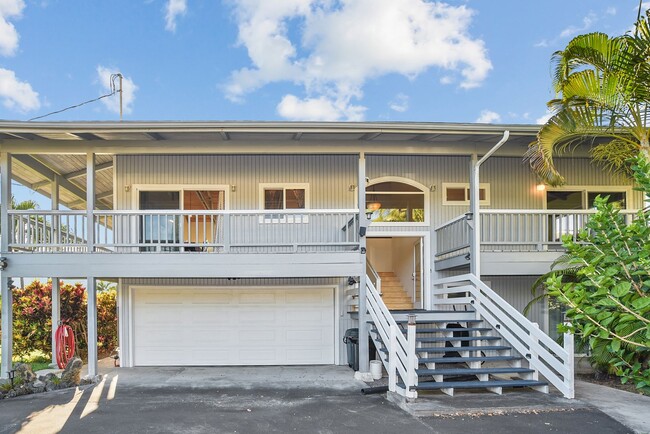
<box><xmin>525</xmin><ymin>10</ymin><xmax>650</xmax><ymax>185</ymax></box>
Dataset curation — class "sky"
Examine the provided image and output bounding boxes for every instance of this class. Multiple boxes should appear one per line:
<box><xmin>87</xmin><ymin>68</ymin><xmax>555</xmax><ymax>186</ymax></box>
<box><xmin>0</xmin><ymin>0</ymin><xmax>643</xmax><ymax>126</ymax></box>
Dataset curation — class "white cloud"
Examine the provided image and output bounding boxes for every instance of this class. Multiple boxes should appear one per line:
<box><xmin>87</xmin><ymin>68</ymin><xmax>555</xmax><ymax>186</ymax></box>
<box><xmin>164</xmin><ymin>0</ymin><xmax>187</xmax><ymax>32</ymax></box>
<box><xmin>277</xmin><ymin>94</ymin><xmax>365</xmax><ymax>121</ymax></box>
<box><xmin>475</xmin><ymin>109</ymin><xmax>500</xmax><ymax>124</ymax></box>
<box><xmin>559</xmin><ymin>12</ymin><xmax>596</xmax><ymax>39</ymax></box>
<box><xmin>96</xmin><ymin>66</ymin><xmax>138</xmax><ymax>115</ymax></box>
<box><xmin>0</xmin><ymin>67</ymin><xmax>39</xmax><ymax>111</ymax></box>
<box><xmin>536</xmin><ymin>110</ymin><xmax>553</xmax><ymax>125</ymax></box>
<box><xmin>389</xmin><ymin>93</ymin><xmax>409</xmax><ymax>113</ymax></box>
<box><xmin>606</xmin><ymin>7</ymin><xmax>616</xmax><ymax>16</ymax></box>
<box><xmin>0</xmin><ymin>0</ymin><xmax>24</xmax><ymax>56</ymax></box>
<box><xmin>226</xmin><ymin>0</ymin><xmax>491</xmax><ymax>121</ymax></box>
<box><xmin>439</xmin><ymin>75</ymin><xmax>454</xmax><ymax>85</ymax></box>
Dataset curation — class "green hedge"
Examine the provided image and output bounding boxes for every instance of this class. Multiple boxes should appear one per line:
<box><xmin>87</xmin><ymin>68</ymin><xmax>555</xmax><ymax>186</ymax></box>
<box><xmin>0</xmin><ymin>280</ymin><xmax>117</xmax><ymax>360</ymax></box>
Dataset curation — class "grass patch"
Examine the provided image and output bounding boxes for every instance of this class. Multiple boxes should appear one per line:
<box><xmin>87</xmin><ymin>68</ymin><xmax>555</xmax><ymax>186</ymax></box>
<box><xmin>0</xmin><ymin>347</ymin><xmax>52</xmax><ymax>373</ymax></box>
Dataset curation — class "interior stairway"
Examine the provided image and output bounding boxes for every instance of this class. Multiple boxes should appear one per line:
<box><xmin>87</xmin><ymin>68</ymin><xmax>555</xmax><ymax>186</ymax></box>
<box><xmin>370</xmin><ymin>310</ymin><xmax>549</xmax><ymax>396</ymax></box>
<box><xmin>378</xmin><ymin>272</ymin><xmax>414</xmax><ymax>310</ymax></box>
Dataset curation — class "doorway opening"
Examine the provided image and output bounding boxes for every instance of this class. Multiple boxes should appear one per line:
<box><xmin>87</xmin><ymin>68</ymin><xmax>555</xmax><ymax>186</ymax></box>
<box><xmin>366</xmin><ymin>236</ymin><xmax>424</xmax><ymax>310</ymax></box>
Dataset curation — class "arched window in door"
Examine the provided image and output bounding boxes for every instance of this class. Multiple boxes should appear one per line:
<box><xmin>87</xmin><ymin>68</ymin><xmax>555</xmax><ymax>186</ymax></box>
<box><xmin>366</xmin><ymin>178</ymin><xmax>427</xmax><ymax>224</ymax></box>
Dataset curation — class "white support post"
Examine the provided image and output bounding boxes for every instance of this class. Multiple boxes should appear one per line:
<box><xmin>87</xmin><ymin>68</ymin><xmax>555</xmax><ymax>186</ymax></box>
<box><xmin>530</xmin><ymin>322</ymin><xmax>540</xmax><ymax>380</ymax></box>
<box><xmin>87</xmin><ymin>276</ymin><xmax>98</xmax><ymax>377</ymax></box>
<box><xmin>406</xmin><ymin>314</ymin><xmax>418</xmax><ymax>399</ymax></box>
<box><xmin>1</xmin><ymin>276</ymin><xmax>12</xmax><ymax>378</ymax></box>
<box><xmin>388</xmin><ymin>323</ymin><xmax>397</xmax><ymax>392</ymax></box>
<box><xmin>50</xmin><ymin>177</ymin><xmax>60</xmax><ymax>367</ymax></box>
<box><xmin>357</xmin><ymin>153</ymin><xmax>370</xmax><ymax>373</ymax></box>
<box><xmin>86</xmin><ymin>153</ymin><xmax>95</xmax><ymax>253</ymax></box>
<box><xmin>564</xmin><ymin>321</ymin><xmax>575</xmax><ymax>399</ymax></box>
<box><xmin>50</xmin><ymin>278</ymin><xmax>60</xmax><ymax>367</ymax></box>
<box><xmin>469</xmin><ymin>131</ymin><xmax>509</xmax><ymax>280</ymax></box>
<box><xmin>469</xmin><ymin>154</ymin><xmax>480</xmax><ymax>277</ymax></box>
<box><xmin>1</xmin><ymin>152</ymin><xmax>12</xmax><ymax>378</ymax></box>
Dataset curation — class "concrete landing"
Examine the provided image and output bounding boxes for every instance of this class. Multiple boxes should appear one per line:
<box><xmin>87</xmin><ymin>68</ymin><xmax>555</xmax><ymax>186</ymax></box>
<box><xmin>387</xmin><ymin>390</ymin><xmax>586</xmax><ymax>418</ymax></box>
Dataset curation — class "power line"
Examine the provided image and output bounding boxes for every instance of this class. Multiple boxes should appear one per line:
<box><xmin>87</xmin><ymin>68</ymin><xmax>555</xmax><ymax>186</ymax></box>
<box><xmin>28</xmin><ymin>73</ymin><xmax>123</xmax><ymax>122</ymax></box>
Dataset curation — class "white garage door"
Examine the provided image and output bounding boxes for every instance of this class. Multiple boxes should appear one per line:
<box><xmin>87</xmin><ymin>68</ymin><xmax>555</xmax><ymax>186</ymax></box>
<box><xmin>133</xmin><ymin>287</ymin><xmax>335</xmax><ymax>366</ymax></box>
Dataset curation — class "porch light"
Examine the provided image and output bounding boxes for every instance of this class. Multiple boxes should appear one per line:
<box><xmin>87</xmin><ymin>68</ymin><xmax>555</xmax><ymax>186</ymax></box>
<box><xmin>8</xmin><ymin>369</ymin><xmax>15</xmax><ymax>388</ymax></box>
<box><xmin>536</xmin><ymin>183</ymin><xmax>546</xmax><ymax>192</ymax></box>
<box><xmin>367</xmin><ymin>201</ymin><xmax>381</xmax><ymax>212</ymax></box>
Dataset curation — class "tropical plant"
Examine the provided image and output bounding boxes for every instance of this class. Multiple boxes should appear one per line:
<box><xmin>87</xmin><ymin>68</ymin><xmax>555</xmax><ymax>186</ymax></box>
<box><xmin>526</xmin><ymin>10</ymin><xmax>650</xmax><ymax>185</ymax></box>
<box><xmin>0</xmin><ymin>280</ymin><xmax>118</xmax><ymax>360</ymax></box>
<box><xmin>535</xmin><ymin>156</ymin><xmax>650</xmax><ymax>393</ymax></box>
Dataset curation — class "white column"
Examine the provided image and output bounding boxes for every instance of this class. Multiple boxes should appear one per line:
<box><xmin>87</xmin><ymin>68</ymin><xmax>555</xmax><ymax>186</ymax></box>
<box><xmin>50</xmin><ymin>279</ymin><xmax>60</xmax><ymax>367</ymax></box>
<box><xmin>357</xmin><ymin>153</ymin><xmax>370</xmax><ymax>372</ymax></box>
<box><xmin>1</xmin><ymin>276</ymin><xmax>12</xmax><ymax>378</ymax></box>
<box><xmin>86</xmin><ymin>153</ymin><xmax>95</xmax><ymax>253</ymax></box>
<box><xmin>1</xmin><ymin>152</ymin><xmax>12</xmax><ymax>378</ymax></box>
<box><xmin>50</xmin><ymin>177</ymin><xmax>60</xmax><ymax>367</ymax></box>
<box><xmin>87</xmin><ymin>276</ymin><xmax>98</xmax><ymax>377</ymax></box>
<box><xmin>469</xmin><ymin>154</ymin><xmax>480</xmax><ymax>278</ymax></box>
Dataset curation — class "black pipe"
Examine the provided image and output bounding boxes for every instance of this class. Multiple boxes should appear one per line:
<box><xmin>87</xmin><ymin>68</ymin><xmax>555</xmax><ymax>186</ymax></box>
<box><xmin>361</xmin><ymin>386</ymin><xmax>389</xmax><ymax>395</ymax></box>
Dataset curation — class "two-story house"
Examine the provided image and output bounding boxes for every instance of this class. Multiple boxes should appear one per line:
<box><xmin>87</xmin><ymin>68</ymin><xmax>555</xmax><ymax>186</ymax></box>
<box><xmin>1</xmin><ymin>121</ymin><xmax>637</xmax><ymax>399</ymax></box>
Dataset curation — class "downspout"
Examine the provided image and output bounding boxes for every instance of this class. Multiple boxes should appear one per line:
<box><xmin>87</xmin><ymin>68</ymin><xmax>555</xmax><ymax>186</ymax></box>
<box><xmin>469</xmin><ymin>130</ymin><xmax>509</xmax><ymax>279</ymax></box>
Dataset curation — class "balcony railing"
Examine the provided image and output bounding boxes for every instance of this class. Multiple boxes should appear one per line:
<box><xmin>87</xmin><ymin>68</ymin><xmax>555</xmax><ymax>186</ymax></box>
<box><xmin>435</xmin><ymin>209</ymin><xmax>639</xmax><ymax>260</ymax></box>
<box><xmin>7</xmin><ymin>209</ymin><xmax>360</xmax><ymax>254</ymax></box>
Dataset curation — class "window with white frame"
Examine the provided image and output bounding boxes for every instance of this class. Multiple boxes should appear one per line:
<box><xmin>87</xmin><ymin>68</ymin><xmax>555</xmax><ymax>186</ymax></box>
<box><xmin>365</xmin><ymin>180</ymin><xmax>427</xmax><ymax>224</ymax></box>
<box><xmin>442</xmin><ymin>183</ymin><xmax>490</xmax><ymax>206</ymax></box>
<box><xmin>546</xmin><ymin>187</ymin><xmax>629</xmax><ymax>242</ymax></box>
<box><xmin>259</xmin><ymin>183</ymin><xmax>309</xmax><ymax>222</ymax></box>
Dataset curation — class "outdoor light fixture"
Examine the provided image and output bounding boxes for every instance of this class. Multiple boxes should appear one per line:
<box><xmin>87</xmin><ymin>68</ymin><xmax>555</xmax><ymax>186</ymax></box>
<box><xmin>365</xmin><ymin>211</ymin><xmax>374</xmax><ymax>220</ymax></box>
<box><xmin>0</xmin><ymin>257</ymin><xmax>6</xmax><ymax>270</ymax></box>
<box><xmin>347</xmin><ymin>276</ymin><xmax>357</xmax><ymax>286</ymax></box>
<box><xmin>536</xmin><ymin>184</ymin><xmax>546</xmax><ymax>192</ymax></box>
<box><xmin>8</xmin><ymin>370</ymin><xmax>15</xmax><ymax>388</ymax></box>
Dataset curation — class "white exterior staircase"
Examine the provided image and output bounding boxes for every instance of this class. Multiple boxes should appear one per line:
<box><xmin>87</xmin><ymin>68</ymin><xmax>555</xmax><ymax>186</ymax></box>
<box><xmin>364</xmin><ymin>273</ymin><xmax>575</xmax><ymax>399</ymax></box>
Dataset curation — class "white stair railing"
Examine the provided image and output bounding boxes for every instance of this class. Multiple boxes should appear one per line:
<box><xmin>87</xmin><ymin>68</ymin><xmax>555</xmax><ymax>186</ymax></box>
<box><xmin>365</xmin><ymin>277</ymin><xmax>418</xmax><ymax>398</ymax></box>
<box><xmin>432</xmin><ymin>274</ymin><xmax>575</xmax><ymax>399</ymax></box>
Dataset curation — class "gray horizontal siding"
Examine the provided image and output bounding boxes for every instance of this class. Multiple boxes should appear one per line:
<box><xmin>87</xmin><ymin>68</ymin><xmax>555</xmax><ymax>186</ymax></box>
<box><xmin>116</xmin><ymin>154</ymin><xmax>357</xmax><ymax>210</ymax></box>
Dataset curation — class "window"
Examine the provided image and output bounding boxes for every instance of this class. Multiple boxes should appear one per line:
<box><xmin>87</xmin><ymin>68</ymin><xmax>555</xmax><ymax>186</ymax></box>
<box><xmin>365</xmin><ymin>180</ymin><xmax>427</xmax><ymax>224</ymax></box>
<box><xmin>442</xmin><ymin>183</ymin><xmax>490</xmax><ymax>206</ymax></box>
<box><xmin>259</xmin><ymin>183</ymin><xmax>309</xmax><ymax>223</ymax></box>
<box><xmin>546</xmin><ymin>187</ymin><xmax>629</xmax><ymax>242</ymax></box>
<box><xmin>546</xmin><ymin>188</ymin><xmax>628</xmax><ymax>210</ymax></box>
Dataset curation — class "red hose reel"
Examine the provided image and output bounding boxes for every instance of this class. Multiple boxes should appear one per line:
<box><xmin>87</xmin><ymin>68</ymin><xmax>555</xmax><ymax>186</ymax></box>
<box><xmin>55</xmin><ymin>322</ymin><xmax>76</xmax><ymax>369</ymax></box>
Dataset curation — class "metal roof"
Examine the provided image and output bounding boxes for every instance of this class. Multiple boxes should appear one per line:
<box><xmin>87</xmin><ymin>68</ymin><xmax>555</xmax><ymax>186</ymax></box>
<box><xmin>0</xmin><ymin>120</ymin><xmax>542</xmax><ymax>211</ymax></box>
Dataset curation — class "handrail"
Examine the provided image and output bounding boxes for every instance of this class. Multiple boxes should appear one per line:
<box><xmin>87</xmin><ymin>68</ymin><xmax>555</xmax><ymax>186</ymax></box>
<box><xmin>366</xmin><ymin>259</ymin><xmax>381</xmax><ymax>295</ymax></box>
<box><xmin>7</xmin><ymin>209</ymin><xmax>361</xmax><ymax>254</ymax></box>
<box><xmin>432</xmin><ymin>273</ymin><xmax>574</xmax><ymax>399</ymax></box>
<box><xmin>9</xmin><ymin>209</ymin><xmax>360</xmax><ymax>216</ymax></box>
<box><xmin>365</xmin><ymin>277</ymin><xmax>417</xmax><ymax>398</ymax></box>
<box><xmin>480</xmin><ymin>209</ymin><xmax>638</xmax><ymax>215</ymax></box>
<box><xmin>433</xmin><ymin>213</ymin><xmax>470</xmax><ymax>231</ymax></box>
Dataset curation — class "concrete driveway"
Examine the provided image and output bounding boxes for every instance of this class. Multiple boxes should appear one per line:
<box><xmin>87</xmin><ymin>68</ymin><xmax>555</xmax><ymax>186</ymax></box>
<box><xmin>0</xmin><ymin>365</ymin><xmax>636</xmax><ymax>434</ymax></box>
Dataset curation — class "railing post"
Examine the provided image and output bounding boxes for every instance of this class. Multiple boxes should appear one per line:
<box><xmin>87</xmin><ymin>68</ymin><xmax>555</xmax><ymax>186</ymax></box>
<box><xmin>406</xmin><ymin>314</ymin><xmax>418</xmax><ymax>399</ymax></box>
<box><xmin>223</xmin><ymin>214</ymin><xmax>230</xmax><ymax>253</ymax></box>
<box><xmin>388</xmin><ymin>323</ymin><xmax>397</xmax><ymax>393</ymax></box>
<box><xmin>563</xmin><ymin>321</ymin><xmax>575</xmax><ymax>399</ymax></box>
<box><xmin>529</xmin><ymin>322</ymin><xmax>540</xmax><ymax>380</ymax></box>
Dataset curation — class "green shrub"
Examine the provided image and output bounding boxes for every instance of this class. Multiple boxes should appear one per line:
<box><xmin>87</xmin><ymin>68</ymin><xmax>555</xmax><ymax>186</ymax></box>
<box><xmin>544</xmin><ymin>156</ymin><xmax>650</xmax><ymax>393</ymax></box>
<box><xmin>0</xmin><ymin>280</ymin><xmax>117</xmax><ymax>361</ymax></box>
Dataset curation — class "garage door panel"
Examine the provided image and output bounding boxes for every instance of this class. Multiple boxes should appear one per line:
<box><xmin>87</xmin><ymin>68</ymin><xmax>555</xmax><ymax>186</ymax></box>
<box><xmin>133</xmin><ymin>287</ymin><xmax>334</xmax><ymax>366</ymax></box>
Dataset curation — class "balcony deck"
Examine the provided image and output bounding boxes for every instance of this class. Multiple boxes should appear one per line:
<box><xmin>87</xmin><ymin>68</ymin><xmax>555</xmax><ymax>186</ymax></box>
<box><xmin>3</xmin><ymin>209</ymin><xmax>363</xmax><ymax>278</ymax></box>
<box><xmin>435</xmin><ymin>209</ymin><xmax>639</xmax><ymax>274</ymax></box>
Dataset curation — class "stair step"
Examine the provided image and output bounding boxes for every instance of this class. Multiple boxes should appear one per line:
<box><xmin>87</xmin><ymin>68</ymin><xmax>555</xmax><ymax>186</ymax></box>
<box><xmin>416</xmin><ymin>345</ymin><xmax>511</xmax><ymax>353</ymax></box>
<box><xmin>369</xmin><ymin>319</ymin><xmax>483</xmax><ymax>325</ymax></box>
<box><xmin>409</xmin><ymin>327</ymin><xmax>493</xmax><ymax>334</ymax></box>
<box><xmin>416</xmin><ymin>367</ymin><xmax>535</xmax><ymax>376</ymax></box>
<box><xmin>419</xmin><ymin>355</ymin><xmax>523</xmax><ymax>364</ymax></box>
<box><xmin>410</xmin><ymin>379</ymin><xmax>548</xmax><ymax>391</ymax></box>
<box><xmin>416</xmin><ymin>336</ymin><xmax>501</xmax><ymax>343</ymax></box>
